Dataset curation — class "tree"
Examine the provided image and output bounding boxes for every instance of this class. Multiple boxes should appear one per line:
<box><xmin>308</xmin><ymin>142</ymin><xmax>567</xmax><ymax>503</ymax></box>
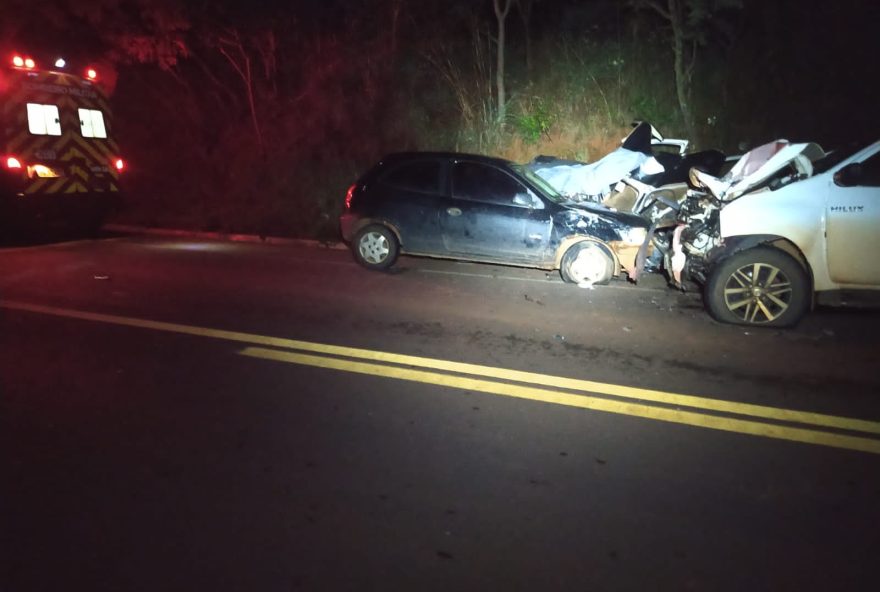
<box><xmin>0</xmin><ymin>0</ymin><xmax>190</xmax><ymax>73</ymax></box>
<box><xmin>492</xmin><ymin>0</ymin><xmax>514</xmax><ymax>123</ymax></box>
<box><xmin>516</xmin><ymin>0</ymin><xmax>539</xmax><ymax>81</ymax></box>
<box><xmin>632</xmin><ymin>0</ymin><xmax>741</xmax><ymax>142</ymax></box>
<box><xmin>212</xmin><ymin>27</ymin><xmax>265</xmax><ymax>152</ymax></box>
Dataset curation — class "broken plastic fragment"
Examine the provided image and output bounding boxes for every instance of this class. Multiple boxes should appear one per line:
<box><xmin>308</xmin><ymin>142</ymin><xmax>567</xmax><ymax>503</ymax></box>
<box><xmin>670</xmin><ymin>225</ymin><xmax>686</xmax><ymax>285</ymax></box>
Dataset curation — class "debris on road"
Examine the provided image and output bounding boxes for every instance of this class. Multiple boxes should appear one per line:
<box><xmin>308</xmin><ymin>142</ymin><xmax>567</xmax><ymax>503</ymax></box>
<box><xmin>523</xmin><ymin>294</ymin><xmax>545</xmax><ymax>305</ymax></box>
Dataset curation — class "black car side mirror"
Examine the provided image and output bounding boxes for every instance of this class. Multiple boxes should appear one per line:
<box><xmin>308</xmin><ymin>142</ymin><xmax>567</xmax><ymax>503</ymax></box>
<box><xmin>513</xmin><ymin>191</ymin><xmax>543</xmax><ymax>209</ymax></box>
<box><xmin>833</xmin><ymin>162</ymin><xmax>862</xmax><ymax>187</ymax></box>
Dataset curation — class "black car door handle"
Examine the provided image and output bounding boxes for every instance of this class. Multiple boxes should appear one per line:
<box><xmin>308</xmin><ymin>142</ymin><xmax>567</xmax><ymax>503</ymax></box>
<box><xmin>446</xmin><ymin>207</ymin><xmax>462</xmax><ymax>216</ymax></box>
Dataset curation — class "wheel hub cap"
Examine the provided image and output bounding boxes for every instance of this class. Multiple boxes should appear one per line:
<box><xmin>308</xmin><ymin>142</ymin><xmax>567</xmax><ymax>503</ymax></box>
<box><xmin>359</xmin><ymin>232</ymin><xmax>389</xmax><ymax>264</ymax></box>
<box><xmin>570</xmin><ymin>246</ymin><xmax>606</xmax><ymax>283</ymax></box>
<box><xmin>723</xmin><ymin>262</ymin><xmax>792</xmax><ymax>324</ymax></box>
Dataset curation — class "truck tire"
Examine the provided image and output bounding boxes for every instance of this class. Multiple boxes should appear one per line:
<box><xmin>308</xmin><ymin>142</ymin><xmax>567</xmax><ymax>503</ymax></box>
<box><xmin>704</xmin><ymin>246</ymin><xmax>810</xmax><ymax>327</ymax></box>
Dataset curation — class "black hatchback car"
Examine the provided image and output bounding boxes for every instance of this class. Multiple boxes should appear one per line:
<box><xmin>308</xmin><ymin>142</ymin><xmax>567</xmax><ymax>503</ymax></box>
<box><xmin>340</xmin><ymin>152</ymin><xmax>651</xmax><ymax>284</ymax></box>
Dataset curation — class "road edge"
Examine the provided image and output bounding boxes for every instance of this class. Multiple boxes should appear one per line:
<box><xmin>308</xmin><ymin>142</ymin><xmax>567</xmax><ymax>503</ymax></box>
<box><xmin>103</xmin><ymin>223</ymin><xmax>348</xmax><ymax>251</ymax></box>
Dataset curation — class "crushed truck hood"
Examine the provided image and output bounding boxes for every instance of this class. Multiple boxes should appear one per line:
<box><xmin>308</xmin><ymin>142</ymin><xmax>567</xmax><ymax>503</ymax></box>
<box><xmin>691</xmin><ymin>140</ymin><xmax>826</xmax><ymax>202</ymax></box>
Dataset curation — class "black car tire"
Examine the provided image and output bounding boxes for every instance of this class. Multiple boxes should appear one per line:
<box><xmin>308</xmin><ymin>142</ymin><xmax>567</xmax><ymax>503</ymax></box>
<box><xmin>560</xmin><ymin>241</ymin><xmax>614</xmax><ymax>285</ymax></box>
<box><xmin>704</xmin><ymin>246</ymin><xmax>810</xmax><ymax>327</ymax></box>
<box><xmin>352</xmin><ymin>224</ymin><xmax>399</xmax><ymax>270</ymax></box>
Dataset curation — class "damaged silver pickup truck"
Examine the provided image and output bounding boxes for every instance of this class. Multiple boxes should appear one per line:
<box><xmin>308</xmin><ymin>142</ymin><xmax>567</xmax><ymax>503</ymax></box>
<box><xmin>652</xmin><ymin>139</ymin><xmax>880</xmax><ymax>327</ymax></box>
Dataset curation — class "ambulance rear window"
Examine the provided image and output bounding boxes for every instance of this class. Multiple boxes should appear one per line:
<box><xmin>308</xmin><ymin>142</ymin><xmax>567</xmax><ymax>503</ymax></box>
<box><xmin>27</xmin><ymin>103</ymin><xmax>62</xmax><ymax>136</ymax></box>
<box><xmin>79</xmin><ymin>108</ymin><xmax>107</xmax><ymax>139</ymax></box>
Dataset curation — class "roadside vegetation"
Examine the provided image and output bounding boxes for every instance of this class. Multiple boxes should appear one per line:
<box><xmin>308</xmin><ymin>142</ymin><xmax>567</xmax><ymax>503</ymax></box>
<box><xmin>4</xmin><ymin>0</ymin><xmax>876</xmax><ymax>239</ymax></box>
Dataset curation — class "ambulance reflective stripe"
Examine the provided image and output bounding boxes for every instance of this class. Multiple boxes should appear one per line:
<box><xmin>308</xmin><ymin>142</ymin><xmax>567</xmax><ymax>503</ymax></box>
<box><xmin>64</xmin><ymin>136</ymin><xmax>119</xmax><ymax>170</ymax></box>
<box><xmin>23</xmin><ymin>136</ymin><xmax>119</xmax><ymax>194</ymax></box>
<box><xmin>26</xmin><ymin>177</ymin><xmax>52</xmax><ymax>194</ymax></box>
<box><xmin>44</xmin><ymin>178</ymin><xmax>68</xmax><ymax>194</ymax></box>
<box><xmin>64</xmin><ymin>181</ymin><xmax>87</xmax><ymax>194</ymax></box>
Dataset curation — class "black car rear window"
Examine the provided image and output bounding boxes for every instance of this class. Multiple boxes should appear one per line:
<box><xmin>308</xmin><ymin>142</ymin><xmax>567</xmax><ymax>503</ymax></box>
<box><xmin>379</xmin><ymin>160</ymin><xmax>444</xmax><ymax>194</ymax></box>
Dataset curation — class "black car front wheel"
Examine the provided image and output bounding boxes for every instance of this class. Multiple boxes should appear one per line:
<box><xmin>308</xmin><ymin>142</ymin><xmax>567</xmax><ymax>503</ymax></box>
<box><xmin>704</xmin><ymin>246</ymin><xmax>810</xmax><ymax>327</ymax></box>
<box><xmin>352</xmin><ymin>224</ymin><xmax>399</xmax><ymax>270</ymax></box>
<box><xmin>560</xmin><ymin>241</ymin><xmax>614</xmax><ymax>285</ymax></box>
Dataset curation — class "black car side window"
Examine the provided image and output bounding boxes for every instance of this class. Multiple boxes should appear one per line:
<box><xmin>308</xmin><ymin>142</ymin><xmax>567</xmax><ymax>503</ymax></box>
<box><xmin>380</xmin><ymin>160</ymin><xmax>443</xmax><ymax>194</ymax></box>
<box><xmin>452</xmin><ymin>162</ymin><xmax>528</xmax><ymax>206</ymax></box>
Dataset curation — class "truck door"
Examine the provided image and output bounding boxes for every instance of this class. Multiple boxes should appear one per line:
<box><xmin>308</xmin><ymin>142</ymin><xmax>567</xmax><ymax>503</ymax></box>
<box><xmin>825</xmin><ymin>151</ymin><xmax>880</xmax><ymax>285</ymax></box>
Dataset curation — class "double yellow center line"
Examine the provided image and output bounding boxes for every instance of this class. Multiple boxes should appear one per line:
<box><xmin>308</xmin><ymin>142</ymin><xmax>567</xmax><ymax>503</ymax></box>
<box><xmin>4</xmin><ymin>299</ymin><xmax>880</xmax><ymax>455</ymax></box>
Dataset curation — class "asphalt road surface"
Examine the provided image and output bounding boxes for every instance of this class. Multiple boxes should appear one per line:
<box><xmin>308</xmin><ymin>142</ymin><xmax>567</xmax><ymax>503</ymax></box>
<box><xmin>3</xmin><ymin>234</ymin><xmax>879</xmax><ymax>591</ymax></box>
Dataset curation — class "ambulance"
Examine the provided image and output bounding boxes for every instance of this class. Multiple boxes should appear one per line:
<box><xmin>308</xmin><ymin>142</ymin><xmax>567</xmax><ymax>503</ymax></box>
<box><xmin>1</xmin><ymin>52</ymin><xmax>124</xmax><ymax>235</ymax></box>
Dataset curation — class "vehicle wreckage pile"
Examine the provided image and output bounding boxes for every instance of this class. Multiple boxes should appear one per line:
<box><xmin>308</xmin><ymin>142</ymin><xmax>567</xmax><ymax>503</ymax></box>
<box><xmin>528</xmin><ymin>122</ymin><xmax>880</xmax><ymax>327</ymax></box>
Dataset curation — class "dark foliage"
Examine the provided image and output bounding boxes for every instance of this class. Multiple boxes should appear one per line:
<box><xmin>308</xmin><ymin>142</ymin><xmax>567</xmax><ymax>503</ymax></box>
<box><xmin>3</xmin><ymin>0</ymin><xmax>877</xmax><ymax>236</ymax></box>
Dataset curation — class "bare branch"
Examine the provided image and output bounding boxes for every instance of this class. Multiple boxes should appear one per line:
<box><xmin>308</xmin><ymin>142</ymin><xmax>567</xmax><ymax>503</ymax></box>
<box><xmin>493</xmin><ymin>0</ymin><xmax>513</xmax><ymax>20</ymax></box>
<box><xmin>685</xmin><ymin>39</ymin><xmax>697</xmax><ymax>83</ymax></box>
<box><xmin>642</xmin><ymin>0</ymin><xmax>672</xmax><ymax>21</ymax></box>
<box><xmin>215</xmin><ymin>27</ymin><xmax>263</xmax><ymax>152</ymax></box>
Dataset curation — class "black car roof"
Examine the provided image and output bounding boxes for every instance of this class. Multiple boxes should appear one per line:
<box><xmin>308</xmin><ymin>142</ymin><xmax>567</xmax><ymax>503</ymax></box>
<box><xmin>378</xmin><ymin>151</ymin><xmax>514</xmax><ymax>168</ymax></box>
